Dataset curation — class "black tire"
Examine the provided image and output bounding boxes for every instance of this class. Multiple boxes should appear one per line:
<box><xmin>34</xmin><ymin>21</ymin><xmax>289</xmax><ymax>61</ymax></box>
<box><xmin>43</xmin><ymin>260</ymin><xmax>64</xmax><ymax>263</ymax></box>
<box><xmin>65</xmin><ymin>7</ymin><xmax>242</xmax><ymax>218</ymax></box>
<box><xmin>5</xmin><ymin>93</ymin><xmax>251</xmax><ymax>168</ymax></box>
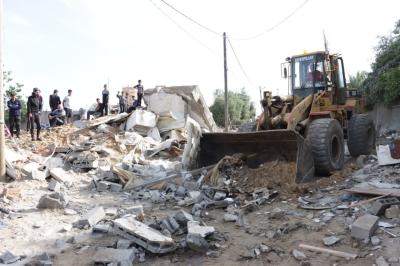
<box><xmin>347</xmin><ymin>114</ymin><xmax>375</xmax><ymax>157</ymax></box>
<box><xmin>307</xmin><ymin>118</ymin><xmax>345</xmax><ymax>175</ymax></box>
<box><xmin>238</xmin><ymin>121</ymin><xmax>257</xmax><ymax>132</ymax></box>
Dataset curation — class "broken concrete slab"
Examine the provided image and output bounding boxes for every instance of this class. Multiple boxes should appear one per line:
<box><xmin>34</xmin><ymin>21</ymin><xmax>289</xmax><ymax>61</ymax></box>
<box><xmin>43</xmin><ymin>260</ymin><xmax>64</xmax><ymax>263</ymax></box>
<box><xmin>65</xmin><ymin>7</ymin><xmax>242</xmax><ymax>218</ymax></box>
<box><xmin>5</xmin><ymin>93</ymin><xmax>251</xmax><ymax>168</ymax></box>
<box><xmin>376</xmin><ymin>256</ymin><xmax>390</xmax><ymax>266</ymax></box>
<box><xmin>48</xmin><ymin>179</ymin><xmax>60</xmax><ymax>192</ymax></box>
<box><xmin>110</xmin><ymin>182</ymin><xmax>123</xmax><ymax>192</ymax></box>
<box><xmin>323</xmin><ymin>236</ymin><xmax>340</xmax><ymax>246</ymax></box>
<box><xmin>37</xmin><ymin>192</ymin><xmax>68</xmax><ymax>209</ymax></box>
<box><xmin>97</xmin><ymin>181</ymin><xmax>111</xmax><ymax>192</ymax></box>
<box><xmin>0</xmin><ymin>250</ymin><xmax>20</xmax><ymax>264</ymax></box>
<box><xmin>75</xmin><ymin>206</ymin><xmax>105</xmax><ymax>228</ymax></box>
<box><xmin>50</xmin><ymin>168</ymin><xmax>73</xmax><ymax>185</ymax></box>
<box><xmin>112</xmin><ymin>215</ymin><xmax>176</xmax><ymax>254</ymax></box>
<box><xmin>187</xmin><ymin>221</ymin><xmax>215</xmax><ymax>238</ymax></box>
<box><xmin>116</xmin><ymin>239</ymin><xmax>134</xmax><ymax>249</ymax></box>
<box><xmin>371</xmin><ymin>236</ymin><xmax>381</xmax><ymax>246</ymax></box>
<box><xmin>186</xmin><ymin>233</ymin><xmax>209</xmax><ymax>253</ymax></box>
<box><xmin>93</xmin><ymin>223</ymin><xmax>111</xmax><ymax>233</ymax></box>
<box><xmin>125</xmin><ymin>110</ymin><xmax>157</xmax><ymax>135</ymax></box>
<box><xmin>351</xmin><ymin>214</ymin><xmax>379</xmax><ymax>239</ymax></box>
<box><xmin>174</xmin><ymin>210</ymin><xmax>193</xmax><ymax>224</ymax></box>
<box><xmin>124</xmin><ymin>205</ymin><xmax>144</xmax><ymax>220</ymax></box>
<box><xmin>385</xmin><ymin>205</ymin><xmax>400</xmax><ymax>219</ymax></box>
<box><xmin>21</xmin><ymin>162</ymin><xmax>41</xmax><ymax>177</ymax></box>
<box><xmin>93</xmin><ymin>248</ymin><xmax>135</xmax><ymax>266</ymax></box>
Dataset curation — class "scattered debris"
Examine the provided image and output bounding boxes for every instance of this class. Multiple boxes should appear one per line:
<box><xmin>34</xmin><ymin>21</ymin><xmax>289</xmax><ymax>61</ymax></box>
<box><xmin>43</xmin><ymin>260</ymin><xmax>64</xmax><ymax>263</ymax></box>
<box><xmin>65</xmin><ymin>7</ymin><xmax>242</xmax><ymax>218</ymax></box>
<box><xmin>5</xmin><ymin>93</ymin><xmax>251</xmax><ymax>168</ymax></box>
<box><xmin>299</xmin><ymin>244</ymin><xmax>358</xmax><ymax>259</ymax></box>
<box><xmin>323</xmin><ymin>236</ymin><xmax>340</xmax><ymax>246</ymax></box>
<box><xmin>93</xmin><ymin>248</ymin><xmax>136</xmax><ymax>266</ymax></box>
<box><xmin>37</xmin><ymin>192</ymin><xmax>68</xmax><ymax>209</ymax></box>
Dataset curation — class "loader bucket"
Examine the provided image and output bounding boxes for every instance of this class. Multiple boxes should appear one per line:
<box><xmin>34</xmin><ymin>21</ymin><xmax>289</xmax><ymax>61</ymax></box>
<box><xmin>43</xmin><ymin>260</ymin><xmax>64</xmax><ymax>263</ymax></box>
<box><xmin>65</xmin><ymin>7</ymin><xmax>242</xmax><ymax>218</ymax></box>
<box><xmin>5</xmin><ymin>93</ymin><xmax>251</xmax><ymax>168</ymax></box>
<box><xmin>199</xmin><ymin>130</ymin><xmax>315</xmax><ymax>183</ymax></box>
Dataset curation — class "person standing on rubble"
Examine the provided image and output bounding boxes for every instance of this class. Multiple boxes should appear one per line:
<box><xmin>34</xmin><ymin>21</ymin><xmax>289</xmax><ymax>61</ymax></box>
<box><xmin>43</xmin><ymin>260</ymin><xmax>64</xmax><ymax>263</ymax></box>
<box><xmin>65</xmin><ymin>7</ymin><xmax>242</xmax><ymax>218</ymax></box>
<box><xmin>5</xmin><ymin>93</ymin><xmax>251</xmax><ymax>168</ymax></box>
<box><xmin>134</xmin><ymin>80</ymin><xmax>143</xmax><ymax>107</ymax></box>
<box><xmin>27</xmin><ymin>88</ymin><xmax>43</xmax><ymax>141</ymax></box>
<box><xmin>102</xmin><ymin>84</ymin><xmax>109</xmax><ymax>115</ymax></box>
<box><xmin>63</xmin><ymin>89</ymin><xmax>73</xmax><ymax>124</ymax></box>
<box><xmin>7</xmin><ymin>92</ymin><xmax>22</xmax><ymax>138</ymax></box>
<box><xmin>116</xmin><ymin>91</ymin><xmax>125</xmax><ymax>113</ymax></box>
<box><xmin>49</xmin><ymin>89</ymin><xmax>61</xmax><ymax>112</ymax></box>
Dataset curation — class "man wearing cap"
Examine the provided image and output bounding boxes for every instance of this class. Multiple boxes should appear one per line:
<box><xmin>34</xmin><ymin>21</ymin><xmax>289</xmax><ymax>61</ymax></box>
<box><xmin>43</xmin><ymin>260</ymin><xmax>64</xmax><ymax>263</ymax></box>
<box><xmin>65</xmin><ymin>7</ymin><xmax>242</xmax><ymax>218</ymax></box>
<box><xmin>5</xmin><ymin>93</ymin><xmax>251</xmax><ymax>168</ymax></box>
<box><xmin>7</xmin><ymin>92</ymin><xmax>22</xmax><ymax>138</ymax></box>
<box><xmin>133</xmin><ymin>80</ymin><xmax>143</xmax><ymax>107</ymax></box>
<box><xmin>27</xmin><ymin>88</ymin><xmax>43</xmax><ymax>141</ymax></box>
<box><xmin>49</xmin><ymin>89</ymin><xmax>61</xmax><ymax>112</ymax></box>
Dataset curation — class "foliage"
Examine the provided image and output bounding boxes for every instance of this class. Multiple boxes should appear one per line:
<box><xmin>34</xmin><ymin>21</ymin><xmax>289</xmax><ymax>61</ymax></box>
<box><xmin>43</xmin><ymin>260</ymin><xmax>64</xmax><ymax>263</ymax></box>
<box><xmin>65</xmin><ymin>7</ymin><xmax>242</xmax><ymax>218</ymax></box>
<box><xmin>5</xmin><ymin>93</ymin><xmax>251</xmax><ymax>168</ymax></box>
<box><xmin>348</xmin><ymin>71</ymin><xmax>367</xmax><ymax>89</ymax></box>
<box><xmin>361</xmin><ymin>20</ymin><xmax>400</xmax><ymax>107</ymax></box>
<box><xmin>3</xmin><ymin>71</ymin><xmax>27</xmax><ymax>120</ymax></box>
<box><xmin>210</xmin><ymin>88</ymin><xmax>256</xmax><ymax>128</ymax></box>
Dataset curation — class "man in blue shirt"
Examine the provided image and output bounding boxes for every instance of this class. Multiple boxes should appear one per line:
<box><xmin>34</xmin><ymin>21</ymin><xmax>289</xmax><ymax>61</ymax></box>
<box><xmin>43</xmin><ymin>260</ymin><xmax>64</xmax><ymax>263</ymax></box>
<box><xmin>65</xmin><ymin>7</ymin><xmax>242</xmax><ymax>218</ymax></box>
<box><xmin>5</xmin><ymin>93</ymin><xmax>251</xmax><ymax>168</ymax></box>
<box><xmin>7</xmin><ymin>92</ymin><xmax>21</xmax><ymax>138</ymax></box>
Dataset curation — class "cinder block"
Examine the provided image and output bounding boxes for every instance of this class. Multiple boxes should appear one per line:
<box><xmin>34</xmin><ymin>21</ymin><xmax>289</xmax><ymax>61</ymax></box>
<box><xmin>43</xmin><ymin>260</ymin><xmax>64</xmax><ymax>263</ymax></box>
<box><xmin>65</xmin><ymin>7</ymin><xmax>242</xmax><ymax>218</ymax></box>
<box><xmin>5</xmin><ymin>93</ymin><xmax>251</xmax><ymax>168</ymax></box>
<box><xmin>351</xmin><ymin>214</ymin><xmax>379</xmax><ymax>239</ymax></box>
<box><xmin>371</xmin><ymin>197</ymin><xmax>400</xmax><ymax>216</ymax></box>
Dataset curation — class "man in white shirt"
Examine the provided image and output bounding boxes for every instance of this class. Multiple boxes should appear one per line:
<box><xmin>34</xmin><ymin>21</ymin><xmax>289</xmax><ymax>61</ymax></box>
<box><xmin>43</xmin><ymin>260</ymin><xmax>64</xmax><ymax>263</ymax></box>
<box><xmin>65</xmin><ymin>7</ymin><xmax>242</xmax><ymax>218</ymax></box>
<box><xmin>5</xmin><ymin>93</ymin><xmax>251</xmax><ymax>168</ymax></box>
<box><xmin>63</xmin><ymin>89</ymin><xmax>72</xmax><ymax>124</ymax></box>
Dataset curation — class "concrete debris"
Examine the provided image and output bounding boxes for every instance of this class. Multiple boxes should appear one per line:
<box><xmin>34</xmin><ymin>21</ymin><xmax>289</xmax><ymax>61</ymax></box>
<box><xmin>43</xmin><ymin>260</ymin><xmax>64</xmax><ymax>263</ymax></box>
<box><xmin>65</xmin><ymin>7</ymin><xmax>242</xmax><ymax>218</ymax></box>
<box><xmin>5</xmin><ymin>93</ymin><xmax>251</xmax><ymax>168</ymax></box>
<box><xmin>21</xmin><ymin>162</ymin><xmax>41</xmax><ymax>177</ymax></box>
<box><xmin>75</xmin><ymin>206</ymin><xmax>105</xmax><ymax>228</ymax></box>
<box><xmin>0</xmin><ymin>250</ymin><xmax>20</xmax><ymax>264</ymax></box>
<box><xmin>93</xmin><ymin>248</ymin><xmax>135</xmax><ymax>266</ymax></box>
<box><xmin>93</xmin><ymin>223</ymin><xmax>111</xmax><ymax>233</ymax></box>
<box><xmin>223</xmin><ymin>213</ymin><xmax>238</xmax><ymax>222</ymax></box>
<box><xmin>37</xmin><ymin>192</ymin><xmax>68</xmax><ymax>209</ymax></box>
<box><xmin>371</xmin><ymin>236</ymin><xmax>381</xmax><ymax>246</ymax></box>
<box><xmin>187</xmin><ymin>221</ymin><xmax>215</xmax><ymax>238</ymax></box>
<box><xmin>384</xmin><ymin>205</ymin><xmax>400</xmax><ymax>218</ymax></box>
<box><xmin>116</xmin><ymin>239</ymin><xmax>134</xmax><ymax>249</ymax></box>
<box><xmin>371</xmin><ymin>197</ymin><xmax>400</xmax><ymax>216</ymax></box>
<box><xmin>292</xmin><ymin>249</ymin><xmax>307</xmax><ymax>261</ymax></box>
<box><xmin>376</xmin><ymin>256</ymin><xmax>390</xmax><ymax>266</ymax></box>
<box><xmin>351</xmin><ymin>214</ymin><xmax>379</xmax><ymax>239</ymax></box>
<box><xmin>322</xmin><ymin>236</ymin><xmax>340</xmax><ymax>246</ymax></box>
<box><xmin>174</xmin><ymin>210</ymin><xmax>193</xmax><ymax>224</ymax></box>
<box><xmin>50</xmin><ymin>168</ymin><xmax>73</xmax><ymax>185</ymax></box>
<box><xmin>64</xmin><ymin>208</ymin><xmax>78</xmax><ymax>215</ymax></box>
<box><xmin>112</xmin><ymin>215</ymin><xmax>176</xmax><ymax>253</ymax></box>
<box><xmin>48</xmin><ymin>179</ymin><xmax>60</xmax><ymax>192</ymax></box>
<box><xmin>124</xmin><ymin>205</ymin><xmax>144</xmax><ymax>220</ymax></box>
<box><xmin>186</xmin><ymin>233</ymin><xmax>209</xmax><ymax>253</ymax></box>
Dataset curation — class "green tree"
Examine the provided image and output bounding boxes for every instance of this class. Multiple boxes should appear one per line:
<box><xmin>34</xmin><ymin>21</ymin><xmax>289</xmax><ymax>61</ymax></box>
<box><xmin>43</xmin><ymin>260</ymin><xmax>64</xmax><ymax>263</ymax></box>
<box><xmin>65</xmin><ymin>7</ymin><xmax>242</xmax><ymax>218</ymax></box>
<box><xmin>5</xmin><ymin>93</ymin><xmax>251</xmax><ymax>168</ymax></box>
<box><xmin>210</xmin><ymin>88</ymin><xmax>256</xmax><ymax>128</ymax></box>
<box><xmin>361</xmin><ymin>20</ymin><xmax>400</xmax><ymax>107</ymax></box>
<box><xmin>348</xmin><ymin>71</ymin><xmax>367</xmax><ymax>89</ymax></box>
<box><xmin>3</xmin><ymin>71</ymin><xmax>27</xmax><ymax>122</ymax></box>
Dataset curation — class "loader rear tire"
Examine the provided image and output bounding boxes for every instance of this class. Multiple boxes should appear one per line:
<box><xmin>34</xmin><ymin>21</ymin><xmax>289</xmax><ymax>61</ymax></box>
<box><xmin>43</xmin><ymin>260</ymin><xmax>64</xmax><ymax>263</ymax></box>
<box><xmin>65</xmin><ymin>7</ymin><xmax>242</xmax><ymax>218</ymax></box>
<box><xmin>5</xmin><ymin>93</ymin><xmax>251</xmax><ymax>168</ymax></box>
<box><xmin>308</xmin><ymin>118</ymin><xmax>344</xmax><ymax>175</ymax></box>
<box><xmin>238</xmin><ymin>121</ymin><xmax>257</xmax><ymax>132</ymax></box>
<box><xmin>347</xmin><ymin>114</ymin><xmax>375</xmax><ymax>157</ymax></box>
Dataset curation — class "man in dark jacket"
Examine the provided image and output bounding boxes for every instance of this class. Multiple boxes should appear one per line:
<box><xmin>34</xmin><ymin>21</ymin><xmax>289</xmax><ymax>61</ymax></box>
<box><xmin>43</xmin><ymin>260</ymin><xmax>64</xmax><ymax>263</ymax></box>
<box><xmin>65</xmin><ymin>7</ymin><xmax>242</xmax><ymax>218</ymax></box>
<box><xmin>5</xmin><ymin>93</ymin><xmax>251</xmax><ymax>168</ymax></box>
<box><xmin>102</xmin><ymin>84</ymin><xmax>109</xmax><ymax>115</ymax></box>
<box><xmin>7</xmin><ymin>92</ymin><xmax>22</xmax><ymax>138</ymax></box>
<box><xmin>49</xmin><ymin>89</ymin><xmax>61</xmax><ymax>111</ymax></box>
<box><xmin>27</xmin><ymin>88</ymin><xmax>43</xmax><ymax>141</ymax></box>
<box><xmin>116</xmin><ymin>91</ymin><xmax>125</xmax><ymax>113</ymax></box>
<box><xmin>134</xmin><ymin>80</ymin><xmax>143</xmax><ymax>107</ymax></box>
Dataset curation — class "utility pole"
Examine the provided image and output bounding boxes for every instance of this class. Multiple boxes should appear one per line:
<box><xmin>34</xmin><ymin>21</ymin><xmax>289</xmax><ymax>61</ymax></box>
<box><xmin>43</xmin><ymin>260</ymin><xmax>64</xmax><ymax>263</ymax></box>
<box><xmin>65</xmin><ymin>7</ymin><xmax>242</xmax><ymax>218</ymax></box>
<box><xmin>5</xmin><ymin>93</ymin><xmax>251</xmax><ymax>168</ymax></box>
<box><xmin>0</xmin><ymin>0</ymin><xmax>5</xmax><ymax>181</ymax></box>
<box><xmin>223</xmin><ymin>32</ymin><xmax>228</xmax><ymax>132</ymax></box>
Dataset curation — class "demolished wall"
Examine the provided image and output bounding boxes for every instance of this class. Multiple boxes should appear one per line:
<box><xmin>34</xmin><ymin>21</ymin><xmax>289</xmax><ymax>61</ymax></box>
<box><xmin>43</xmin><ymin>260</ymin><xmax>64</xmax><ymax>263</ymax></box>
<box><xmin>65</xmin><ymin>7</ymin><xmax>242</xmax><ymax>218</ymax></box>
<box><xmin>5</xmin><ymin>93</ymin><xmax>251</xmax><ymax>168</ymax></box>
<box><xmin>143</xmin><ymin>85</ymin><xmax>219</xmax><ymax>133</ymax></box>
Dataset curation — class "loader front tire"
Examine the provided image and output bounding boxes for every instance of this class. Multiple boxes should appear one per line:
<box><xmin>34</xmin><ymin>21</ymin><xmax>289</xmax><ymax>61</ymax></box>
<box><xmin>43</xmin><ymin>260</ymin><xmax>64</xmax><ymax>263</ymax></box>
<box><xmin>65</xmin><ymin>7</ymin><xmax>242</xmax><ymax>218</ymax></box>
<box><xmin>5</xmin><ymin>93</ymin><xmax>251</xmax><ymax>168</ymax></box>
<box><xmin>347</xmin><ymin>114</ymin><xmax>375</xmax><ymax>157</ymax></box>
<box><xmin>308</xmin><ymin>118</ymin><xmax>345</xmax><ymax>175</ymax></box>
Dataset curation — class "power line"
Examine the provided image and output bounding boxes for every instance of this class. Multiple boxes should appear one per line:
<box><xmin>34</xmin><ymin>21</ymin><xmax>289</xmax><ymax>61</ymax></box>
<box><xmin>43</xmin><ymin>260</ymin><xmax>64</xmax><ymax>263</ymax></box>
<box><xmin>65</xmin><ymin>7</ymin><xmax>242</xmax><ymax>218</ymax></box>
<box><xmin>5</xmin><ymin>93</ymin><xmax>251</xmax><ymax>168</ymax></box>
<box><xmin>148</xmin><ymin>0</ymin><xmax>218</xmax><ymax>54</ymax></box>
<box><xmin>230</xmin><ymin>0</ymin><xmax>310</xmax><ymax>41</ymax></box>
<box><xmin>159</xmin><ymin>0</ymin><xmax>221</xmax><ymax>37</ymax></box>
<box><xmin>227</xmin><ymin>37</ymin><xmax>256</xmax><ymax>88</ymax></box>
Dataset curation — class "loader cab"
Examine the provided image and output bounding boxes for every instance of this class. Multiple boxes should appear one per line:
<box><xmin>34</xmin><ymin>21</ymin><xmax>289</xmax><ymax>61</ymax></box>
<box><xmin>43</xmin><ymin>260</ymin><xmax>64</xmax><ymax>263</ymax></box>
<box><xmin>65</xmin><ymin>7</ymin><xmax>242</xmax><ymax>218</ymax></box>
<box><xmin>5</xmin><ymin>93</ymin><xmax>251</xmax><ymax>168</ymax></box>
<box><xmin>290</xmin><ymin>52</ymin><xmax>327</xmax><ymax>98</ymax></box>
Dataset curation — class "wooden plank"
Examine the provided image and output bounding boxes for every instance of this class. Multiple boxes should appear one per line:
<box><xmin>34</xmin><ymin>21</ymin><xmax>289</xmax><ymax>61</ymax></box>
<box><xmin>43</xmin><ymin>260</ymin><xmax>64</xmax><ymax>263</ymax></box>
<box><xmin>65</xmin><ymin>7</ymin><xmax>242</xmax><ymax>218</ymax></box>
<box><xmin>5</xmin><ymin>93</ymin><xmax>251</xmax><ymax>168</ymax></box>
<box><xmin>344</xmin><ymin>187</ymin><xmax>400</xmax><ymax>197</ymax></box>
<box><xmin>299</xmin><ymin>244</ymin><xmax>358</xmax><ymax>259</ymax></box>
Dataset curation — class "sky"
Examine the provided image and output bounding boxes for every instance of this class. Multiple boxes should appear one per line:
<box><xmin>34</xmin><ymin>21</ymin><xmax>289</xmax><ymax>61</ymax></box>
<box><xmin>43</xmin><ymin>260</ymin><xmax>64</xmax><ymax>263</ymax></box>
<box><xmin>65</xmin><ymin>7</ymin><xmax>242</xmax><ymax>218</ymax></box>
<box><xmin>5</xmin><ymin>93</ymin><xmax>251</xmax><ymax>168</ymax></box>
<box><xmin>3</xmin><ymin>0</ymin><xmax>400</xmax><ymax>112</ymax></box>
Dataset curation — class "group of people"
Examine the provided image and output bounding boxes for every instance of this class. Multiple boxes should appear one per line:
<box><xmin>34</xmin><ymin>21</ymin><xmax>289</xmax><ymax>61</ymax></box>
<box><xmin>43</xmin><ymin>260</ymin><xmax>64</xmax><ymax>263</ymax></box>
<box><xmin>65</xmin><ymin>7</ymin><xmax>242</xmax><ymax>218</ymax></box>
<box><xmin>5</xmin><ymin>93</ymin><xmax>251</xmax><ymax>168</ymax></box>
<box><xmin>86</xmin><ymin>80</ymin><xmax>143</xmax><ymax>120</ymax></box>
<box><xmin>7</xmin><ymin>88</ymin><xmax>72</xmax><ymax>141</ymax></box>
<box><xmin>7</xmin><ymin>79</ymin><xmax>144</xmax><ymax>141</ymax></box>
